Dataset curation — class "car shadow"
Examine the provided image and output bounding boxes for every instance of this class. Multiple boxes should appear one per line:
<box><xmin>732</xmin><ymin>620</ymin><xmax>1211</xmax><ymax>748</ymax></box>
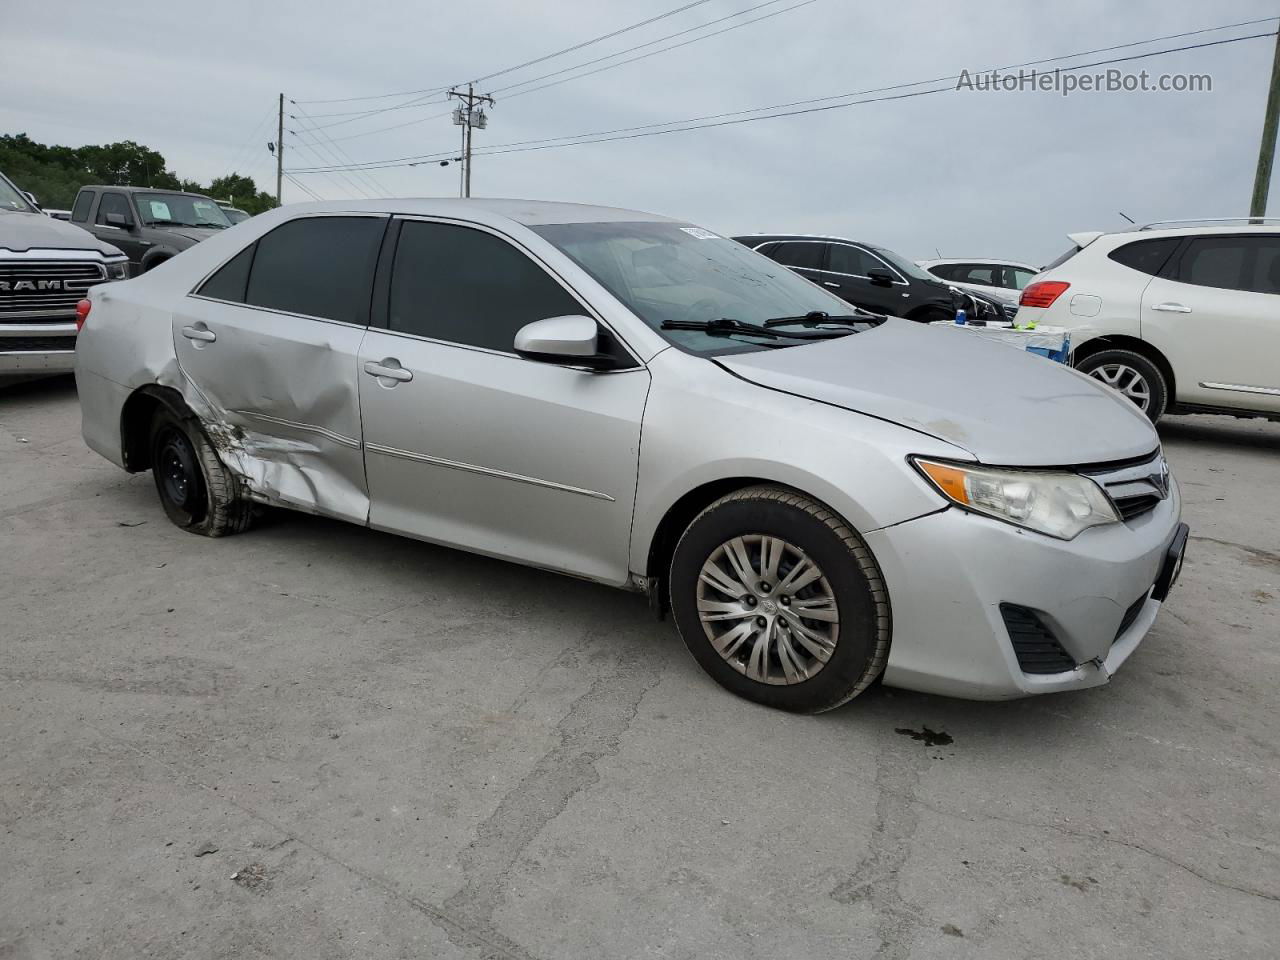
<box><xmin>1158</xmin><ymin>413</ymin><xmax>1280</xmax><ymax>453</ymax></box>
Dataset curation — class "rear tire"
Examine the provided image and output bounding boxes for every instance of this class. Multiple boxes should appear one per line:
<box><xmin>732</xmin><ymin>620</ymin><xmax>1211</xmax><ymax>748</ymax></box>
<box><xmin>149</xmin><ymin>408</ymin><xmax>253</xmax><ymax>537</ymax></box>
<box><xmin>669</xmin><ymin>485</ymin><xmax>890</xmax><ymax>713</ymax></box>
<box><xmin>1076</xmin><ymin>348</ymin><xmax>1168</xmax><ymax>423</ymax></box>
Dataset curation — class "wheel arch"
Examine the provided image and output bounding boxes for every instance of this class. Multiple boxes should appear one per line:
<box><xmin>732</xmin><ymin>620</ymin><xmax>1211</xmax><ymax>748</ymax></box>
<box><xmin>139</xmin><ymin>248</ymin><xmax>177</xmax><ymax>272</ymax></box>
<box><xmin>119</xmin><ymin>384</ymin><xmax>196</xmax><ymax>472</ymax></box>
<box><xmin>1071</xmin><ymin>334</ymin><xmax>1177</xmax><ymax>402</ymax></box>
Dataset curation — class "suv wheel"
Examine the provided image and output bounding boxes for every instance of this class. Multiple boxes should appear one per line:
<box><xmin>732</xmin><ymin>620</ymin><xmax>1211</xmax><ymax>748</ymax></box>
<box><xmin>669</xmin><ymin>486</ymin><xmax>890</xmax><ymax>713</ymax></box>
<box><xmin>1077</xmin><ymin>349</ymin><xmax>1168</xmax><ymax>423</ymax></box>
<box><xmin>149</xmin><ymin>408</ymin><xmax>253</xmax><ymax>537</ymax></box>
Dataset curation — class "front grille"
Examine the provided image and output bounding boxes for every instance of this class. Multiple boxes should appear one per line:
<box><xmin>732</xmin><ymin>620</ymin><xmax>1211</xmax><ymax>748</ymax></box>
<box><xmin>1114</xmin><ymin>590</ymin><xmax>1150</xmax><ymax>642</ymax></box>
<box><xmin>1114</xmin><ymin>494</ymin><xmax>1161</xmax><ymax>521</ymax></box>
<box><xmin>0</xmin><ymin>335</ymin><xmax>76</xmax><ymax>352</ymax></box>
<box><xmin>1083</xmin><ymin>451</ymin><xmax>1169</xmax><ymax>523</ymax></box>
<box><xmin>0</xmin><ymin>261</ymin><xmax>106</xmax><ymax>316</ymax></box>
<box><xmin>1001</xmin><ymin>604</ymin><xmax>1078</xmax><ymax>675</ymax></box>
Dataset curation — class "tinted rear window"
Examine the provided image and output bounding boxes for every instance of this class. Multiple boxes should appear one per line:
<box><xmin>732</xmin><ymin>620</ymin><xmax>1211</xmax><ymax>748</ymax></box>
<box><xmin>1108</xmin><ymin>238</ymin><xmax>1179</xmax><ymax>276</ymax></box>
<box><xmin>197</xmin><ymin>245</ymin><xmax>255</xmax><ymax>302</ymax></box>
<box><xmin>1176</xmin><ymin>235</ymin><xmax>1280</xmax><ymax>295</ymax></box>
<box><xmin>769</xmin><ymin>242</ymin><xmax>824</xmax><ymax>270</ymax></box>
<box><xmin>244</xmin><ymin>216</ymin><xmax>385</xmax><ymax>324</ymax></box>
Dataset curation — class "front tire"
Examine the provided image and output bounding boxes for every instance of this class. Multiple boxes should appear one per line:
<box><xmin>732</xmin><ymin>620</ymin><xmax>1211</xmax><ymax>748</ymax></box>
<box><xmin>669</xmin><ymin>486</ymin><xmax>890</xmax><ymax>713</ymax></box>
<box><xmin>149</xmin><ymin>408</ymin><xmax>253</xmax><ymax>537</ymax></box>
<box><xmin>1076</xmin><ymin>348</ymin><xmax>1168</xmax><ymax>422</ymax></box>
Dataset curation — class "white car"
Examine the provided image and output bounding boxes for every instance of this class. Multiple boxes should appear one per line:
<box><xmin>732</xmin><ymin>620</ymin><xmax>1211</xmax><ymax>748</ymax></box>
<box><xmin>917</xmin><ymin>258</ymin><xmax>1039</xmax><ymax>306</ymax></box>
<box><xmin>1015</xmin><ymin>220</ymin><xmax>1280</xmax><ymax>423</ymax></box>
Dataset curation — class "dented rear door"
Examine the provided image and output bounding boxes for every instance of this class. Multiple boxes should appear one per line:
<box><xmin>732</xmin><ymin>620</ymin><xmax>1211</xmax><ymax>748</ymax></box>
<box><xmin>174</xmin><ymin>214</ymin><xmax>388</xmax><ymax>522</ymax></box>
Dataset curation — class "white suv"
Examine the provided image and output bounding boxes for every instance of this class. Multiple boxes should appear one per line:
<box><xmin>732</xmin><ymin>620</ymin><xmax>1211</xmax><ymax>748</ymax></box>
<box><xmin>1015</xmin><ymin>220</ymin><xmax>1280</xmax><ymax>423</ymax></box>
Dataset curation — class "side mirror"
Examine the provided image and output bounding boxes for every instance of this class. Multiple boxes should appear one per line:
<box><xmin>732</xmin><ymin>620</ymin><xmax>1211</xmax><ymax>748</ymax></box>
<box><xmin>866</xmin><ymin>267</ymin><xmax>895</xmax><ymax>287</ymax></box>
<box><xmin>514</xmin><ymin>315</ymin><xmax>618</xmax><ymax>370</ymax></box>
<box><xmin>22</xmin><ymin>191</ymin><xmax>40</xmax><ymax>208</ymax></box>
<box><xmin>105</xmin><ymin>212</ymin><xmax>134</xmax><ymax>229</ymax></box>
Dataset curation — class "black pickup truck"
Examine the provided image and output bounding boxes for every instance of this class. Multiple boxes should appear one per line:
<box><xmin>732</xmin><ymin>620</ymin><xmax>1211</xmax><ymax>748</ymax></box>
<box><xmin>70</xmin><ymin>185</ymin><xmax>233</xmax><ymax>275</ymax></box>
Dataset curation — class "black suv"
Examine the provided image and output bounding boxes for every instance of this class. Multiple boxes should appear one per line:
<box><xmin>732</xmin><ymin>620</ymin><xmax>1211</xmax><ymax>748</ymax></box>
<box><xmin>735</xmin><ymin>233</ymin><xmax>1004</xmax><ymax>323</ymax></box>
<box><xmin>70</xmin><ymin>185</ymin><xmax>232</xmax><ymax>275</ymax></box>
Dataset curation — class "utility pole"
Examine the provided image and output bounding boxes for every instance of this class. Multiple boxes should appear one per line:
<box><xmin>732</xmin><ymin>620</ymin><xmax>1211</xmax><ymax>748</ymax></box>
<box><xmin>1250</xmin><ymin>29</ymin><xmax>1280</xmax><ymax>220</ymax></box>
<box><xmin>276</xmin><ymin>92</ymin><xmax>285</xmax><ymax>206</ymax></box>
<box><xmin>448</xmin><ymin>83</ymin><xmax>494</xmax><ymax>198</ymax></box>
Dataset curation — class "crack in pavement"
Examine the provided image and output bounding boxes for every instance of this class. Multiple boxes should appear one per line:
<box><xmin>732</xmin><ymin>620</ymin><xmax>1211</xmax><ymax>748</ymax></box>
<box><xmin>1189</xmin><ymin>535</ymin><xmax>1280</xmax><ymax>568</ymax></box>
<box><xmin>829</xmin><ymin>737</ymin><xmax>930</xmax><ymax>960</ymax></box>
<box><xmin>440</xmin><ymin>632</ymin><xmax>666</xmax><ymax>956</ymax></box>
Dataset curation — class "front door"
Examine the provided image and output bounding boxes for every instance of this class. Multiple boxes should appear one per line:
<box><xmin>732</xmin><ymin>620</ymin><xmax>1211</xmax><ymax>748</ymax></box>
<box><xmin>1141</xmin><ymin>233</ymin><xmax>1280</xmax><ymax>413</ymax></box>
<box><xmin>93</xmin><ymin>192</ymin><xmax>149</xmax><ymax>267</ymax></box>
<box><xmin>173</xmin><ymin>214</ymin><xmax>387</xmax><ymax>520</ymax></box>
<box><xmin>822</xmin><ymin>242</ymin><xmax>906</xmax><ymax>315</ymax></box>
<box><xmin>358</xmin><ymin>217</ymin><xmax>650</xmax><ymax>586</ymax></box>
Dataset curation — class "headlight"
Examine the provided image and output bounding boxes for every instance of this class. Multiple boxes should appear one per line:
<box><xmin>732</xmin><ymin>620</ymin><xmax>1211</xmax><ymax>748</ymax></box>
<box><xmin>912</xmin><ymin>458</ymin><xmax>1119</xmax><ymax>539</ymax></box>
<box><xmin>106</xmin><ymin>261</ymin><xmax>128</xmax><ymax>280</ymax></box>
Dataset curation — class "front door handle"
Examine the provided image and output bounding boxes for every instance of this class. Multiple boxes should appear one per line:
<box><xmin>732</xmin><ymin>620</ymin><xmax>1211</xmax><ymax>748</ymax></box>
<box><xmin>181</xmin><ymin>324</ymin><xmax>216</xmax><ymax>343</ymax></box>
<box><xmin>1151</xmin><ymin>302</ymin><xmax>1192</xmax><ymax>313</ymax></box>
<box><xmin>363</xmin><ymin>359</ymin><xmax>413</xmax><ymax>383</ymax></box>
<box><xmin>823</xmin><ymin>281</ymin><xmax>840</xmax><ymax>288</ymax></box>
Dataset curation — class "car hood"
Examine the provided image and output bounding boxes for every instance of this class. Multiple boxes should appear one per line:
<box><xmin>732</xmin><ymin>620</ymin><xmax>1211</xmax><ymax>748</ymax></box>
<box><xmin>0</xmin><ymin>211</ymin><xmax>123</xmax><ymax>255</ymax></box>
<box><xmin>716</xmin><ymin>318</ymin><xmax>1158</xmax><ymax>466</ymax></box>
<box><xmin>160</xmin><ymin>226</ymin><xmax>223</xmax><ymax>244</ymax></box>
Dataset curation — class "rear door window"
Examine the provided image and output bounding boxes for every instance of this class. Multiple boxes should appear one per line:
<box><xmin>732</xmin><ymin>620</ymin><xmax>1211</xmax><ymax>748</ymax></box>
<box><xmin>71</xmin><ymin>191</ymin><xmax>94</xmax><ymax>223</ymax></box>
<box><xmin>197</xmin><ymin>245</ymin><xmax>256</xmax><ymax>303</ymax></box>
<box><xmin>1175</xmin><ymin>235</ymin><xmax>1280</xmax><ymax>295</ymax></box>
<box><xmin>1008</xmin><ymin>267</ymin><xmax>1036</xmax><ymax>289</ymax></box>
<box><xmin>957</xmin><ymin>264</ymin><xmax>1000</xmax><ymax>286</ymax></box>
<box><xmin>768</xmin><ymin>242</ymin><xmax>825</xmax><ymax>271</ymax></box>
<box><xmin>1108</xmin><ymin>238</ymin><xmax>1180</xmax><ymax>276</ymax></box>
<box><xmin>243</xmin><ymin>216</ymin><xmax>385</xmax><ymax>324</ymax></box>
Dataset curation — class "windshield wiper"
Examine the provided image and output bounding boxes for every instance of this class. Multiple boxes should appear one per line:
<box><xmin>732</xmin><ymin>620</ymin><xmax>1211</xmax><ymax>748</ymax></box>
<box><xmin>762</xmin><ymin>310</ymin><xmax>878</xmax><ymax>328</ymax></box>
<box><xmin>661</xmin><ymin>317</ymin><xmax>850</xmax><ymax>341</ymax></box>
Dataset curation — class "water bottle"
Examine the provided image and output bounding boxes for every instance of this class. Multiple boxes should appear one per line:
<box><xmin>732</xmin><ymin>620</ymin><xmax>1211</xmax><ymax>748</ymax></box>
<box><xmin>954</xmin><ymin>309</ymin><xmax>967</xmax><ymax>325</ymax></box>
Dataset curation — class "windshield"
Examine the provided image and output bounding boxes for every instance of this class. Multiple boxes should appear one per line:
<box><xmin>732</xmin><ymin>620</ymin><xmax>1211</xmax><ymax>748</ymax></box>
<box><xmin>0</xmin><ymin>173</ymin><xmax>37</xmax><ymax>214</ymax></box>
<box><xmin>532</xmin><ymin>221</ymin><xmax>866</xmax><ymax>355</ymax></box>
<box><xmin>223</xmin><ymin>208</ymin><xmax>250</xmax><ymax>224</ymax></box>
<box><xmin>134</xmin><ymin>192</ymin><xmax>231</xmax><ymax>228</ymax></box>
<box><xmin>867</xmin><ymin>244</ymin><xmax>936</xmax><ymax>282</ymax></box>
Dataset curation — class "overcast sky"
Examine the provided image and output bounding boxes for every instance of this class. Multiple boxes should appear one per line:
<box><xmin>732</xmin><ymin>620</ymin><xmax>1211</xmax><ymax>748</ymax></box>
<box><xmin>3</xmin><ymin>0</ymin><xmax>1278</xmax><ymax>264</ymax></box>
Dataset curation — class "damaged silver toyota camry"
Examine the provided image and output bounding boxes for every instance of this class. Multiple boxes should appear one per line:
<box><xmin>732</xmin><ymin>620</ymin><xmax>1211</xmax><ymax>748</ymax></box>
<box><xmin>76</xmin><ymin>200</ymin><xmax>1188</xmax><ymax>711</ymax></box>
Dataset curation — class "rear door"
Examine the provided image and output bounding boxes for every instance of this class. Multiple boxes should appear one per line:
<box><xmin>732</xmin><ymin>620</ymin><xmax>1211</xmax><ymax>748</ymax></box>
<box><xmin>1141</xmin><ymin>233</ymin><xmax>1280</xmax><ymax>412</ymax></box>
<box><xmin>357</xmin><ymin>217</ymin><xmax>650</xmax><ymax>585</ymax></box>
<box><xmin>174</xmin><ymin>214</ymin><xmax>387</xmax><ymax>520</ymax></box>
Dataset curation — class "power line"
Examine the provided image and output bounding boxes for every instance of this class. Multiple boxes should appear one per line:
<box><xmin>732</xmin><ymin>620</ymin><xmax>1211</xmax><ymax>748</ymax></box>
<box><xmin>290</xmin><ymin>104</ymin><xmax>392</xmax><ymax>196</ymax></box>
<box><xmin>292</xmin><ymin>0</ymin><xmax>716</xmax><ymax>111</ymax></box>
<box><xmin>287</xmin><ymin>22</ymin><xmax>1278</xmax><ymax>175</ymax></box>
<box><xmin>283</xmin><ymin>171</ymin><xmax>324</xmax><ymax>201</ymax></box>
<box><xmin>498</xmin><ymin>0</ymin><xmax>818</xmax><ymax>102</ymax></box>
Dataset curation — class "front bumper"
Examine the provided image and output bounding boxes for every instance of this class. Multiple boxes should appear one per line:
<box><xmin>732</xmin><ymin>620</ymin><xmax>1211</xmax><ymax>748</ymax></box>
<box><xmin>0</xmin><ymin>321</ymin><xmax>77</xmax><ymax>379</ymax></box>
<box><xmin>865</xmin><ymin>482</ymin><xmax>1183</xmax><ymax>699</ymax></box>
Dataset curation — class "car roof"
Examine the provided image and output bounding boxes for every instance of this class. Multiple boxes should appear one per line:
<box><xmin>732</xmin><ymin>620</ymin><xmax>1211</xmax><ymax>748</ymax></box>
<box><xmin>734</xmin><ymin>233</ymin><xmax>876</xmax><ymax>246</ymax></box>
<box><xmin>1086</xmin><ymin>223</ymin><xmax>1280</xmax><ymax>243</ymax></box>
<box><xmin>263</xmin><ymin>197</ymin><xmax>679</xmax><ymax>227</ymax></box>
<box><xmin>79</xmin><ymin>185</ymin><xmax>219</xmax><ymax>197</ymax></box>
<box><xmin>917</xmin><ymin>258</ymin><xmax>1038</xmax><ymax>269</ymax></box>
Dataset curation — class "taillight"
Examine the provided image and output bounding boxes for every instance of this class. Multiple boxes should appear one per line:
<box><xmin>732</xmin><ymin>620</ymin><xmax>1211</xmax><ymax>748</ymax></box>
<box><xmin>75</xmin><ymin>299</ymin><xmax>92</xmax><ymax>331</ymax></box>
<box><xmin>1019</xmin><ymin>280</ymin><xmax>1070</xmax><ymax>308</ymax></box>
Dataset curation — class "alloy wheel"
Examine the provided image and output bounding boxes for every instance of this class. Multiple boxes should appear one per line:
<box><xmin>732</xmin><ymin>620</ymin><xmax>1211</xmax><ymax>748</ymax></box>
<box><xmin>696</xmin><ymin>534</ymin><xmax>840</xmax><ymax>686</ymax></box>
<box><xmin>1087</xmin><ymin>362</ymin><xmax>1151</xmax><ymax>411</ymax></box>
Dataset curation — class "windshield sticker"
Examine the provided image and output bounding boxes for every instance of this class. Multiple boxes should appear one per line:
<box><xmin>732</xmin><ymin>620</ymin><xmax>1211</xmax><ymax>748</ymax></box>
<box><xmin>680</xmin><ymin>227</ymin><xmax>720</xmax><ymax>240</ymax></box>
<box><xmin>148</xmin><ymin>200</ymin><xmax>172</xmax><ymax>221</ymax></box>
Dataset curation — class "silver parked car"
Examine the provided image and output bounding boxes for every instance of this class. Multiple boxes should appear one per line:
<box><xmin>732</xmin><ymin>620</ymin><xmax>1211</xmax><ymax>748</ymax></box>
<box><xmin>75</xmin><ymin>200</ymin><xmax>1188</xmax><ymax>710</ymax></box>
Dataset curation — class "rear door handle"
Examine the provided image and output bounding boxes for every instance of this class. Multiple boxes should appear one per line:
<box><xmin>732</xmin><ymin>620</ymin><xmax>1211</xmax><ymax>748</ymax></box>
<box><xmin>181</xmin><ymin>324</ymin><xmax>216</xmax><ymax>343</ymax></box>
<box><xmin>363</xmin><ymin>359</ymin><xmax>413</xmax><ymax>383</ymax></box>
<box><xmin>1151</xmin><ymin>302</ymin><xmax>1192</xmax><ymax>313</ymax></box>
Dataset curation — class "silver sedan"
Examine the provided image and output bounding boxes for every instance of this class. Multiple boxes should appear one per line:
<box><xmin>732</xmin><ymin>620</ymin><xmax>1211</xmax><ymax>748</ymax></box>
<box><xmin>75</xmin><ymin>200</ymin><xmax>1187</xmax><ymax>711</ymax></box>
